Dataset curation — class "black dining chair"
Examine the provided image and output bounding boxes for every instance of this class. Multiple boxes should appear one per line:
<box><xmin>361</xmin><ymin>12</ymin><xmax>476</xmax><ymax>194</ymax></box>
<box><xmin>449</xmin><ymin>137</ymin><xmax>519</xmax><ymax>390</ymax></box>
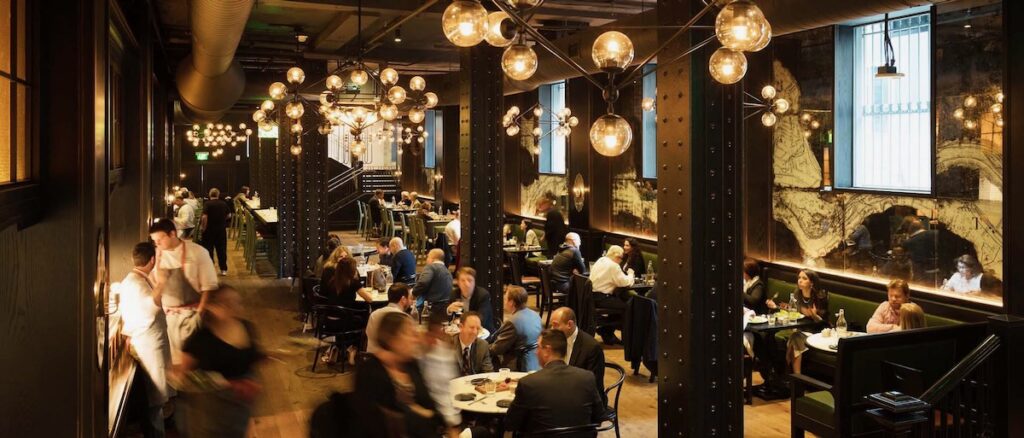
<box><xmin>539</xmin><ymin>266</ymin><xmax>566</xmax><ymax>325</ymax></box>
<box><xmin>602</xmin><ymin>362</ymin><xmax>627</xmax><ymax>438</ymax></box>
<box><xmin>311</xmin><ymin>304</ymin><xmax>369</xmax><ymax>373</ymax></box>
<box><xmin>508</xmin><ymin>251</ymin><xmax>542</xmax><ymax>309</ymax></box>
<box><xmin>520</xmin><ymin>422</ymin><xmax>614</xmax><ymax>437</ymax></box>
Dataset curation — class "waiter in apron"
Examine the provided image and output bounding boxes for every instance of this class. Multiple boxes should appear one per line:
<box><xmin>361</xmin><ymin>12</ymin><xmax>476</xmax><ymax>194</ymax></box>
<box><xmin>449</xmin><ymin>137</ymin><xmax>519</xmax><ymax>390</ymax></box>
<box><xmin>120</xmin><ymin>241</ymin><xmax>172</xmax><ymax>437</ymax></box>
<box><xmin>148</xmin><ymin>219</ymin><xmax>219</xmax><ymax>364</ymax></box>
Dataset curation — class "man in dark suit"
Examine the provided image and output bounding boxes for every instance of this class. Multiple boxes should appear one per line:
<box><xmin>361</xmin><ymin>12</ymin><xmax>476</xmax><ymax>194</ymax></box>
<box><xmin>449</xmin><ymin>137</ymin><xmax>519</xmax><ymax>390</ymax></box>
<box><xmin>388</xmin><ymin>237</ymin><xmax>417</xmax><ymax>285</ymax></box>
<box><xmin>900</xmin><ymin>218</ymin><xmax>938</xmax><ymax>283</ymax></box>
<box><xmin>505</xmin><ymin>329</ymin><xmax>606</xmax><ymax>437</ymax></box>
<box><xmin>448</xmin><ymin>267</ymin><xmax>495</xmax><ymax>332</ymax></box>
<box><xmin>452</xmin><ymin>312</ymin><xmax>493</xmax><ymax>375</ymax></box>
<box><xmin>412</xmin><ymin>248</ymin><xmax>453</xmax><ymax>312</ymax></box>
<box><xmin>368</xmin><ymin>189</ymin><xmax>385</xmax><ymax>235</ymax></box>
<box><xmin>549</xmin><ymin>307</ymin><xmax>605</xmax><ymax>400</ymax></box>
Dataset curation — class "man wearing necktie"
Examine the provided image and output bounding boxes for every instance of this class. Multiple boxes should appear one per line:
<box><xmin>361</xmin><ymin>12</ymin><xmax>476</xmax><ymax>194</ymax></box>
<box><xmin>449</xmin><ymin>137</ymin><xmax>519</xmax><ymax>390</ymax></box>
<box><xmin>453</xmin><ymin>312</ymin><xmax>493</xmax><ymax>375</ymax></box>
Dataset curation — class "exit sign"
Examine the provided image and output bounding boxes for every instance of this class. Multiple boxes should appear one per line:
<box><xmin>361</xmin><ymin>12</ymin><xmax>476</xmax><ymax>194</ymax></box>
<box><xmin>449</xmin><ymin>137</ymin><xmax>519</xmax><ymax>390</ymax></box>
<box><xmin>195</xmin><ymin>151</ymin><xmax>210</xmax><ymax>161</ymax></box>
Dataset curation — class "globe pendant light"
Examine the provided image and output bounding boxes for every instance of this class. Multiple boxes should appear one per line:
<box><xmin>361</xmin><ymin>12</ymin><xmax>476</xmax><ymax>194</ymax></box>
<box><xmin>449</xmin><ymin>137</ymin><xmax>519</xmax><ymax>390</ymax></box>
<box><xmin>410</xmin><ymin>76</ymin><xmax>426</xmax><ymax>91</ymax></box>
<box><xmin>380</xmin><ymin>104</ymin><xmax>399</xmax><ymax>121</ymax></box>
<box><xmin>380</xmin><ymin>67</ymin><xmax>399</xmax><ymax>86</ymax></box>
<box><xmin>589</xmin><ymin>114</ymin><xmax>633</xmax><ymax>157</ymax></box>
<box><xmin>714</xmin><ymin>0</ymin><xmax>769</xmax><ymax>52</ymax></box>
<box><xmin>484</xmin><ymin>11</ymin><xmax>515</xmax><ymax>47</ymax></box>
<box><xmin>285</xmin><ymin>102</ymin><xmax>305</xmax><ymax>120</ymax></box>
<box><xmin>408</xmin><ymin>108</ymin><xmax>426</xmax><ymax>124</ymax></box>
<box><xmin>761</xmin><ymin>112</ymin><xmax>777</xmax><ymax>127</ymax></box>
<box><xmin>592</xmin><ymin>31</ymin><xmax>635</xmax><ymax>73</ymax></box>
<box><xmin>350</xmin><ymin>69</ymin><xmax>369</xmax><ymax>86</ymax></box>
<box><xmin>708</xmin><ymin>47</ymin><xmax>747</xmax><ymax>84</ymax></box>
<box><xmin>424</xmin><ymin>92</ymin><xmax>439</xmax><ymax>109</ymax></box>
<box><xmin>388</xmin><ymin>86</ymin><xmax>408</xmax><ymax>105</ymax></box>
<box><xmin>325</xmin><ymin>74</ymin><xmax>344</xmax><ymax>91</ymax></box>
<box><xmin>268</xmin><ymin>82</ymin><xmax>288</xmax><ymax>100</ymax></box>
<box><xmin>260</xmin><ymin>100</ymin><xmax>275</xmax><ymax>112</ymax></box>
<box><xmin>286</xmin><ymin>67</ymin><xmax>306</xmax><ymax>84</ymax></box>
<box><xmin>502</xmin><ymin>43</ymin><xmax>538</xmax><ymax>80</ymax></box>
<box><xmin>442</xmin><ymin>0</ymin><xmax>488</xmax><ymax>47</ymax></box>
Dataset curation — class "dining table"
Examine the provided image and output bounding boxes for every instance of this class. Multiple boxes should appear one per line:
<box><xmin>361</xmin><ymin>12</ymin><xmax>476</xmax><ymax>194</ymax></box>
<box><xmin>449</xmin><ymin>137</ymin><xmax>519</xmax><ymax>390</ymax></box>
<box><xmin>806</xmin><ymin>330</ymin><xmax>868</xmax><ymax>353</ymax></box>
<box><xmin>744</xmin><ymin>315</ymin><xmax>823</xmax><ymax>335</ymax></box>
<box><xmin>449</xmin><ymin>371</ymin><xmax>530</xmax><ymax>414</ymax></box>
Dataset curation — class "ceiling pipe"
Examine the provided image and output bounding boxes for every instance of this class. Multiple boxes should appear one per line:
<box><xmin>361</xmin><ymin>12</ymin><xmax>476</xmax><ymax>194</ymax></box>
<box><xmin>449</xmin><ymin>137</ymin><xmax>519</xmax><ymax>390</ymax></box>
<box><xmin>175</xmin><ymin>0</ymin><xmax>255</xmax><ymax>122</ymax></box>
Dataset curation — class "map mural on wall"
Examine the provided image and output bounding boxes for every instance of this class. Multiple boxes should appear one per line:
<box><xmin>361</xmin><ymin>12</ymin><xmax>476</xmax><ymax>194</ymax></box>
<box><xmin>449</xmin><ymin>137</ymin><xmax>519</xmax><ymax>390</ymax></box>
<box><xmin>770</xmin><ymin>60</ymin><xmax>1004</xmax><ymax>283</ymax></box>
<box><xmin>611</xmin><ymin>169</ymin><xmax>657</xmax><ymax>238</ymax></box>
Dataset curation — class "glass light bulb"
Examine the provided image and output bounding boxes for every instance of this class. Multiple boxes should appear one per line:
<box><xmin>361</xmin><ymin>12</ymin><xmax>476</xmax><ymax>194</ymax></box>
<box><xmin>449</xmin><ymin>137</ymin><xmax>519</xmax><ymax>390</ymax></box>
<box><xmin>589</xmin><ymin>114</ymin><xmax>633</xmax><ymax>157</ymax></box>
<box><xmin>388</xmin><ymin>86</ymin><xmax>408</xmax><ymax>105</ymax></box>
<box><xmin>245</xmin><ymin>129</ymin><xmax>253</xmax><ymax>135</ymax></box>
<box><xmin>269</xmin><ymin>82</ymin><xmax>288</xmax><ymax>100</ymax></box>
<box><xmin>326</xmin><ymin>75</ymin><xmax>344</xmax><ymax>90</ymax></box>
<box><xmin>291</xmin><ymin>122</ymin><xmax>303</xmax><ymax>134</ymax></box>
<box><xmin>810</xmin><ymin>120</ymin><xmax>821</xmax><ymax>129</ymax></box>
<box><xmin>708</xmin><ymin>47</ymin><xmax>747</xmax><ymax>84</ymax></box>
<box><xmin>253</xmin><ymin>110</ymin><xmax>266</xmax><ymax>122</ymax></box>
<box><xmin>532</xmin><ymin>127</ymin><xmax>542</xmax><ymax>137</ymax></box>
<box><xmin>424</xmin><ymin>92</ymin><xmax>439</xmax><ymax>108</ymax></box>
<box><xmin>509</xmin><ymin>106</ymin><xmax>520</xmax><ymax>116</ymax></box>
<box><xmin>410</xmin><ymin>76</ymin><xmax>426</xmax><ymax>91</ymax></box>
<box><xmin>442</xmin><ymin>0</ymin><xmax>487</xmax><ymax>47</ymax></box>
<box><xmin>641</xmin><ymin>97</ymin><xmax>656</xmax><ymax>112</ymax></box>
<box><xmin>761</xmin><ymin>85</ymin><xmax>777</xmax><ymax>100</ymax></box>
<box><xmin>750</xmin><ymin>20</ymin><xmax>772</xmax><ymax>52</ymax></box>
<box><xmin>351</xmin><ymin>69</ymin><xmax>369</xmax><ymax>86</ymax></box>
<box><xmin>953</xmin><ymin>108</ymin><xmax>965</xmax><ymax>120</ymax></box>
<box><xmin>964</xmin><ymin>96</ymin><xmax>978</xmax><ymax>108</ymax></box>
<box><xmin>286</xmin><ymin>102</ymin><xmax>305</xmax><ymax>120</ymax></box>
<box><xmin>773</xmin><ymin>98</ymin><xmax>790</xmax><ymax>114</ymax></box>
<box><xmin>568</xmin><ymin>116</ymin><xmax>579</xmax><ymax>127</ymax></box>
<box><xmin>592</xmin><ymin>31</ymin><xmax>635</xmax><ymax>72</ymax></box>
<box><xmin>761</xmin><ymin>112</ymin><xmax>777</xmax><ymax>127</ymax></box>
<box><xmin>996</xmin><ymin>92</ymin><xmax>1005</xmax><ymax>103</ymax></box>
<box><xmin>991</xmin><ymin>103</ymin><xmax>1003</xmax><ymax>114</ymax></box>
<box><xmin>380</xmin><ymin>104</ymin><xmax>399</xmax><ymax>121</ymax></box>
<box><xmin>964</xmin><ymin>119</ymin><xmax>978</xmax><ymax>130</ymax></box>
<box><xmin>408</xmin><ymin>108</ymin><xmax>426</xmax><ymax>124</ymax></box>
<box><xmin>715</xmin><ymin>0</ymin><xmax>769</xmax><ymax>52</ymax></box>
<box><xmin>484</xmin><ymin>11</ymin><xmax>514</xmax><ymax>47</ymax></box>
<box><xmin>290</xmin><ymin>145</ymin><xmax>302</xmax><ymax>155</ymax></box>
<box><xmin>286</xmin><ymin>67</ymin><xmax>306</xmax><ymax>84</ymax></box>
<box><xmin>506</xmin><ymin>125</ymin><xmax>520</xmax><ymax>136</ymax></box>
<box><xmin>533</xmin><ymin>106</ymin><xmax>544</xmax><ymax>118</ymax></box>
<box><xmin>259</xmin><ymin>120</ymin><xmax>274</xmax><ymax>132</ymax></box>
<box><xmin>996</xmin><ymin>117</ymin><xmax>1004</xmax><ymax>127</ymax></box>
<box><xmin>380</xmin><ymin>68</ymin><xmax>399</xmax><ymax>86</ymax></box>
<box><xmin>501</xmin><ymin>43</ymin><xmax>538</xmax><ymax>81</ymax></box>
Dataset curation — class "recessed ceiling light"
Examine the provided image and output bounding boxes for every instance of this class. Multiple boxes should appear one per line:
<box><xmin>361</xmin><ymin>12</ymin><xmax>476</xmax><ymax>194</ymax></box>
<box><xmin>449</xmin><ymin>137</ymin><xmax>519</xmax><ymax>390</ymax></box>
<box><xmin>394</xmin><ymin>27</ymin><xmax>403</xmax><ymax>43</ymax></box>
<box><xmin>963</xmin><ymin>23</ymin><xmax>972</xmax><ymax>29</ymax></box>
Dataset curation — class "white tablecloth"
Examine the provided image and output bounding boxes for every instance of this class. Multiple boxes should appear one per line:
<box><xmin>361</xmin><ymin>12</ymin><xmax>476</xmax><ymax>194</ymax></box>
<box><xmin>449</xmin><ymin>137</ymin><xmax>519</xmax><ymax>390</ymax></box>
<box><xmin>254</xmin><ymin>208</ymin><xmax>277</xmax><ymax>224</ymax></box>
<box><xmin>245</xmin><ymin>198</ymin><xmax>261</xmax><ymax>209</ymax></box>
<box><xmin>806</xmin><ymin>331</ymin><xmax>866</xmax><ymax>352</ymax></box>
<box><xmin>355</xmin><ymin>289</ymin><xmax>389</xmax><ymax>303</ymax></box>
<box><xmin>449</xmin><ymin>372</ymin><xmax>529</xmax><ymax>414</ymax></box>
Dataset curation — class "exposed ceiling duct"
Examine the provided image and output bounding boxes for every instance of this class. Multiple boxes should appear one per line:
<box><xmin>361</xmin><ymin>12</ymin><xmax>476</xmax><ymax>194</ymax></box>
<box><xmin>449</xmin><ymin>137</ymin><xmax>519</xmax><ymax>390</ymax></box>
<box><xmin>175</xmin><ymin>0</ymin><xmax>255</xmax><ymax>122</ymax></box>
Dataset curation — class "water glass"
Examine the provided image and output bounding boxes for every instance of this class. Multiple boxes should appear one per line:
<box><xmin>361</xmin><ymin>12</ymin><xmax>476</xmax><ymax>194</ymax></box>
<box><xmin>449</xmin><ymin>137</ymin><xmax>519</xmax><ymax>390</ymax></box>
<box><xmin>767</xmin><ymin>314</ymin><xmax>777</xmax><ymax>326</ymax></box>
<box><xmin>499</xmin><ymin>368</ymin><xmax>511</xmax><ymax>382</ymax></box>
<box><xmin>484</xmin><ymin>380</ymin><xmax>497</xmax><ymax>395</ymax></box>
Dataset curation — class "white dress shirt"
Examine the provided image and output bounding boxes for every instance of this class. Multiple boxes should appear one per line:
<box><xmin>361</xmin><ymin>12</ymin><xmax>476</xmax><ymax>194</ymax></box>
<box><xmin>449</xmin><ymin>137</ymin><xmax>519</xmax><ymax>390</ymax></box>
<box><xmin>445</xmin><ymin>218</ymin><xmax>461</xmax><ymax>246</ymax></box>
<box><xmin>565</xmin><ymin>326</ymin><xmax>579</xmax><ymax>363</ymax></box>
<box><xmin>589</xmin><ymin>256</ymin><xmax>634</xmax><ymax>294</ymax></box>
<box><xmin>175</xmin><ymin>202</ymin><xmax>196</xmax><ymax>231</ymax></box>
<box><xmin>419</xmin><ymin>340</ymin><xmax>461</xmax><ymax>427</ymax></box>
<box><xmin>944</xmin><ymin>272</ymin><xmax>983</xmax><ymax>293</ymax></box>
<box><xmin>119</xmin><ymin>270</ymin><xmax>172</xmax><ymax>405</ymax></box>
<box><xmin>366</xmin><ymin>303</ymin><xmax>407</xmax><ymax>353</ymax></box>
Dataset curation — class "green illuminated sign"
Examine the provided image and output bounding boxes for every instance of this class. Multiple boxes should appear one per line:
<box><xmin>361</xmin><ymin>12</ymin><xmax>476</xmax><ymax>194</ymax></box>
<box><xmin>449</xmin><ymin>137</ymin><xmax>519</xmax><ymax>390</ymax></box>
<box><xmin>195</xmin><ymin>152</ymin><xmax>210</xmax><ymax>161</ymax></box>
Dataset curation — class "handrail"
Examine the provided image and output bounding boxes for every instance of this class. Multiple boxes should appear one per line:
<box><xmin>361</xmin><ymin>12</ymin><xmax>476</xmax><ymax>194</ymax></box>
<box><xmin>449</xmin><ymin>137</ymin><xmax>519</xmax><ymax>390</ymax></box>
<box><xmin>919</xmin><ymin>334</ymin><xmax>1001</xmax><ymax>404</ymax></box>
<box><xmin>328</xmin><ymin>163</ymin><xmax>364</xmax><ymax>192</ymax></box>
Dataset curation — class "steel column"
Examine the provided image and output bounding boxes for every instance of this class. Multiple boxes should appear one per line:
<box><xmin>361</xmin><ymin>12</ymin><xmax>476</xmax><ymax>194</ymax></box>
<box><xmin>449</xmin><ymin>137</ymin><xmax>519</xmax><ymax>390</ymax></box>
<box><xmin>458</xmin><ymin>45</ymin><xmax>505</xmax><ymax>315</ymax></box>
<box><xmin>656</xmin><ymin>0</ymin><xmax>745</xmax><ymax>436</ymax></box>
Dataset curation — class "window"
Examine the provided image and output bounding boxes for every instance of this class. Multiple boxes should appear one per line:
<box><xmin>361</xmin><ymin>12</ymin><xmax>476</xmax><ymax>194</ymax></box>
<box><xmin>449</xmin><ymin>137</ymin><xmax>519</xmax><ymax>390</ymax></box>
<box><xmin>641</xmin><ymin>63</ymin><xmax>657</xmax><ymax>179</ymax></box>
<box><xmin>538</xmin><ymin>81</ymin><xmax>566</xmax><ymax>174</ymax></box>
<box><xmin>0</xmin><ymin>0</ymin><xmax>31</xmax><ymax>184</ymax></box>
<box><xmin>848</xmin><ymin>14</ymin><xmax>931</xmax><ymax>193</ymax></box>
<box><xmin>424</xmin><ymin>110</ymin><xmax>439</xmax><ymax>169</ymax></box>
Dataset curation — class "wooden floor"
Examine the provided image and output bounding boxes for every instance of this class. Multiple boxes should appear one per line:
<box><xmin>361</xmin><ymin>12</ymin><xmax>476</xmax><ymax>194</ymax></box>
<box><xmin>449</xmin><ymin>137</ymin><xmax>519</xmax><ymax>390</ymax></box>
<box><xmin>209</xmin><ymin>230</ymin><xmax>800</xmax><ymax>437</ymax></box>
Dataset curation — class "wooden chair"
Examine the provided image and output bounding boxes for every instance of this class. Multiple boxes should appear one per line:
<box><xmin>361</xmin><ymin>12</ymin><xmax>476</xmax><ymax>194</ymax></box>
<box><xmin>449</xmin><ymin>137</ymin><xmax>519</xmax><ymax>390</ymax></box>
<box><xmin>539</xmin><ymin>265</ymin><xmax>566</xmax><ymax>325</ymax></box>
<box><xmin>602</xmin><ymin>362</ymin><xmax>627</xmax><ymax>438</ymax></box>
<box><xmin>507</xmin><ymin>251</ymin><xmax>542</xmax><ymax>312</ymax></box>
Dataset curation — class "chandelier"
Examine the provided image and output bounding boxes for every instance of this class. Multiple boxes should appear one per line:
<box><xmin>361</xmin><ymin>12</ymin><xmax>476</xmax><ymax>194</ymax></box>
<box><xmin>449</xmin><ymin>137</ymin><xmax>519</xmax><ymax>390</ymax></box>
<box><xmin>440</xmin><ymin>0</ymin><xmax>773</xmax><ymax>157</ymax></box>
<box><xmin>501</xmin><ymin>104</ymin><xmax>579</xmax><ymax>139</ymax></box>
<box><xmin>186</xmin><ymin>123</ymin><xmax>252</xmax><ymax>148</ymax></box>
<box><xmin>252</xmin><ymin>2</ymin><xmax>438</xmax><ymax>157</ymax></box>
<box><xmin>743</xmin><ymin>85</ymin><xmax>790</xmax><ymax>127</ymax></box>
<box><xmin>953</xmin><ymin>91</ymin><xmax>1004</xmax><ymax>131</ymax></box>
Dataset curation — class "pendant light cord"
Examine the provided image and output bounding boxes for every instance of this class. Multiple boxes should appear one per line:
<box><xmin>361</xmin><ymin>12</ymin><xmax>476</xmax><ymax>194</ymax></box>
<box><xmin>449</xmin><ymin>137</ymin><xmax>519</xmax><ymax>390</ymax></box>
<box><xmin>883</xmin><ymin>14</ymin><xmax>897</xmax><ymax>68</ymax></box>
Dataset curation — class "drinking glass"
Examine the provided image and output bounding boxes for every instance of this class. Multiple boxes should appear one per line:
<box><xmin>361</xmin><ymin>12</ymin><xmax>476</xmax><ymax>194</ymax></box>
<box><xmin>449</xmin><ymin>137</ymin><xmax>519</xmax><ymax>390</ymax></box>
<box><xmin>767</xmin><ymin>314</ymin><xmax>777</xmax><ymax>326</ymax></box>
<box><xmin>499</xmin><ymin>368</ymin><xmax>511</xmax><ymax>382</ymax></box>
<box><xmin>484</xmin><ymin>380</ymin><xmax>497</xmax><ymax>395</ymax></box>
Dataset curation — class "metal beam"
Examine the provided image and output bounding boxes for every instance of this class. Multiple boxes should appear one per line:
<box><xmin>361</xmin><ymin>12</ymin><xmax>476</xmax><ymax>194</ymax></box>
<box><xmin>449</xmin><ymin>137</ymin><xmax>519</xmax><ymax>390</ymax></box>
<box><xmin>311</xmin><ymin>12</ymin><xmax>359</xmax><ymax>52</ymax></box>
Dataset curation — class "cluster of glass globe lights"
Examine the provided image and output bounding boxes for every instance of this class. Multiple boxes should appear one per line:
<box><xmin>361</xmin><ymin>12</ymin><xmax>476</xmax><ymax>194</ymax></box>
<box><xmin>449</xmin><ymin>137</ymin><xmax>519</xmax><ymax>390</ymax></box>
<box><xmin>502</xmin><ymin>104</ymin><xmax>580</xmax><ymax>139</ymax></box>
<box><xmin>251</xmin><ymin>63</ymin><xmax>439</xmax><ymax>157</ymax></box>
<box><xmin>953</xmin><ymin>91</ymin><xmax>1004</xmax><ymax>131</ymax></box>
<box><xmin>442</xmin><ymin>0</ymin><xmax>773</xmax><ymax>157</ymax></box>
<box><xmin>185</xmin><ymin>122</ymin><xmax>253</xmax><ymax>158</ymax></box>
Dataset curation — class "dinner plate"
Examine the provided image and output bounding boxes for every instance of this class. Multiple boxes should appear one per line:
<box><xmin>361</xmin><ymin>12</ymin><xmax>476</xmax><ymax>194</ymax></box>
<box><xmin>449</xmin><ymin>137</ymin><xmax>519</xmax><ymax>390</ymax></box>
<box><xmin>454</xmin><ymin>393</ymin><xmax>477</xmax><ymax>402</ymax></box>
<box><xmin>496</xmin><ymin>399</ymin><xmax>513</xmax><ymax>408</ymax></box>
<box><xmin>748</xmin><ymin>316</ymin><xmax>768</xmax><ymax>324</ymax></box>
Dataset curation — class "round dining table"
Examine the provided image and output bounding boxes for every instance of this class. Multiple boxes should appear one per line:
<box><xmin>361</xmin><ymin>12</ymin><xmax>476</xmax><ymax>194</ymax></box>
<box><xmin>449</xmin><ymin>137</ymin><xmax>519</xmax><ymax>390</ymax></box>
<box><xmin>449</xmin><ymin>371</ymin><xmax>530</xmax><ymax>414</ymax></box>
<box><xmin>806</xmin><ymin>331</ymin><xmax>867</xmax><ymax>353</ymax></box>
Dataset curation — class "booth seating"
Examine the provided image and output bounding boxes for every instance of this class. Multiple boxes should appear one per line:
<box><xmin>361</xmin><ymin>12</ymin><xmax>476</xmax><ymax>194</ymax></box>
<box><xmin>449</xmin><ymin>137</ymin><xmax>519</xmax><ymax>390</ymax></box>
<box><xmin>601</xmin><ymin>237</ymin><xmax>659</xmax><ymax>274</ymax></box>
<box><xmin>790</xmin><ymin>322</ymin><xmax>988</xmax><ymax>438</ymax></box>
<box><xmin>759</xmin><ymin>265</ymin><xmax>979</xmax><ymax>381</ymax></box>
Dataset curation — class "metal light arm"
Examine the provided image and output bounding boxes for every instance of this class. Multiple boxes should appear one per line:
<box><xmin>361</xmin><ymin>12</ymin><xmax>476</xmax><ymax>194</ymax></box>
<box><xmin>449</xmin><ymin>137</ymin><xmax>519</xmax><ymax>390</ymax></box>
<box><xmin>488</xmin><ymin>0</ymin><xmax>606</xmax><ymax>90</ymax></box>
<box><xmin>614</xmin><ymin>0</ymin><xmax>718</xmax><ymax>89</ymax></box>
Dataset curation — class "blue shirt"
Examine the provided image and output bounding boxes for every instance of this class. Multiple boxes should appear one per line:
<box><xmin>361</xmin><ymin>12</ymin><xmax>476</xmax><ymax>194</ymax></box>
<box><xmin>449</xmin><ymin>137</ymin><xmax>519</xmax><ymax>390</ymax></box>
<box><xmin>391</xmin><ymin>248</ymin><xmax>417</xmax><ymax>284</ymax></box>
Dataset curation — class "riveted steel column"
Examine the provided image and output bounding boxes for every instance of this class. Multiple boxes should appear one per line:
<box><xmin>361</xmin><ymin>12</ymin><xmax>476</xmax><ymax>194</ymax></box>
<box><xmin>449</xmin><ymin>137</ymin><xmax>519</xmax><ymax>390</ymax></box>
<box><xmin>458</xmin><ymin>45</ymin><xmax>505</xmax><ymax>310</ymax></box>
<box><xmin>656</xmin><ymin>0</ymin><xmax>745</xmax><ymax>436</ymax></box>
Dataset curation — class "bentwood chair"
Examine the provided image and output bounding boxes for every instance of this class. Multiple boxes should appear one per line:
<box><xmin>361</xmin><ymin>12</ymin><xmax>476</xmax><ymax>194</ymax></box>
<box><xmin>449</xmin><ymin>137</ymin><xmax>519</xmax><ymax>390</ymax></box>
<box><xmin>540</xmin><ymin>266</ymin><xmax>567</xmax><ymax>326</ymax></box>
<box><xmin>602</xmin><ymin>362</ymin><xmax>627</xmax><ymax>438</ymax></box>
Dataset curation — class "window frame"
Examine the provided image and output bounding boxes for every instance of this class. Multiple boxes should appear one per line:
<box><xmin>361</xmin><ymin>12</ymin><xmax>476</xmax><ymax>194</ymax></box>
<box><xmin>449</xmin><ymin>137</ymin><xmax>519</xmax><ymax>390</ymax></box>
<box><xmin>0</xmin><ymin>0</ymin><xmax>40</xmax><ymax>231</ymax></box>
<box><xmin>641</xmin><ymin>63</ymin><xmax>657</xmax><ymax>180</ymax></box>
<box><xmin>833</xmin><ymin>9</ymin><xmax>937</xmax><ymax>198</ymax></box>
<box><xmin>424</xmin><ymin>109</ymin><xmax>439</xmax><ymax>169</ymax></box>
<box><xmin>538</xmin><ymin>80</ymin><xmax>567</xmax><ymax>175</ymax></box>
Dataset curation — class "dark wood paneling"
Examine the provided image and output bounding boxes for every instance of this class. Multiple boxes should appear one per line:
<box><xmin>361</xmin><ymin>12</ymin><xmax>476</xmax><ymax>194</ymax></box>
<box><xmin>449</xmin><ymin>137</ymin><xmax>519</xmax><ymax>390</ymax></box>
<box><xmin>442</xmin><ymin>105</ymin><xmax>460</xmax><ymax>206</ymax></box>
<box><xmin>742</xmin><ymin>50</ymin><xmax>774</xmax><ymax>260</ymax></box>
<box><xmin>1005</xmin><ymin>0</ymin><xmax>1024</xmax><ymax>315</ymax></box>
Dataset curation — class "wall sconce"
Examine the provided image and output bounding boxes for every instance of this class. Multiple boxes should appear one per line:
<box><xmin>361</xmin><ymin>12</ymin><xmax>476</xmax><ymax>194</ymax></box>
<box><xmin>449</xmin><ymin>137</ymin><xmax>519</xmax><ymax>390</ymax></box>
<box><xmin>572</xmin><ymin>173</ymin><xmax>588</xmax><ymax>213</ymax></box>
<box><xmin>743</xmin><ymin>84</ymin><xmax>789</xmax><ymax>127</ymax></box>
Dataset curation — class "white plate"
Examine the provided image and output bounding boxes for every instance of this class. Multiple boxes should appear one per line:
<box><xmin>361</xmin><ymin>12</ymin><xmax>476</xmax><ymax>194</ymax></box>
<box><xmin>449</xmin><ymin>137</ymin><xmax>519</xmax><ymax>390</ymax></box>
<box><xmin>748</xmin><ymin>315</ymin><xmax>768</xmax><ymax>324</ymax></box>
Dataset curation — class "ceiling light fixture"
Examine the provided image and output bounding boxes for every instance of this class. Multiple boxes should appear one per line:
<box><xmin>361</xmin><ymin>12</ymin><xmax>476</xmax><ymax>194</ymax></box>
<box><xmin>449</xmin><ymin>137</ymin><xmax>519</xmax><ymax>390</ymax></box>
<box><xmin>876</xmin><ymin>14</ymin><xmax>905</xmax><ymax>79</ymax></box>
<box><xmin>446</xmin><ymin>0</ymin><xmax>773</xmax><ymax>157</ymax></box>
<box><xmin>394</xmin><ymin>27</ymin><xmax>403</xmax><ymax>43</ymax></box>
<box><xmin>742</xmin><ymin>84</ymin><xmax>790</xmax><ymax>128</ymax></box>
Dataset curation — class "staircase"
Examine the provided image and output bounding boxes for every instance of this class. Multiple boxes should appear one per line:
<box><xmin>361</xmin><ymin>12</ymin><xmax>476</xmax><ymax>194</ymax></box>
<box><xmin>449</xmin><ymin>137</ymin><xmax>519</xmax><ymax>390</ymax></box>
<box><xmin>326</xmin><ymin>162</ymin><xmax>399</xmax><ymax>228</ymax></box>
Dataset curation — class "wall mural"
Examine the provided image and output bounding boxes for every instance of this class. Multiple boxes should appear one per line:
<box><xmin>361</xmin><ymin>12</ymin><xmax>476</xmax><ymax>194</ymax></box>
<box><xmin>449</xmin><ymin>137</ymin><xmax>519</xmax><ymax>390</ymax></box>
<box><xmin>611</xmin><ymin>169</ymin><xmax>657</xmax><ymax>238</ymax></box>
<box><xmin>770</xmin><ymin>4</ymin><xmax>999</xmax><ymax>304</ymax></box>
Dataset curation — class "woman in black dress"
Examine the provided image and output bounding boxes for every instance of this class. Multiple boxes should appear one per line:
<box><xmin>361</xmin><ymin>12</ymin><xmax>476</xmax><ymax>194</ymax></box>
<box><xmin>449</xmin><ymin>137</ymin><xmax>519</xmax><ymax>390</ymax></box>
<box><xmin>768</xmin><ymin>269</ymin><xmax>828</xmax><ymax>374</ymax></box>
<box><xmin>320</xmin><ymin>257</ymin><xmax>373</xmax><ymax>307</ymax></box>
<box><xmin>741</xmin><ymin>258</ymin><xmax>768</xmax><ymax>315</ymax></box>
<box><xmin>177</xmin><ymin>286</ymin><xmax>264</xmax><ymax>438</ymax></box>
<box><xmin>620</xmin><ymin>238</ymin><xmax>647</xmax><ymax>277</ymax></box>
<box><xmin>354</xmin><ymin>312</ymin><xmax>448</xmax><ymax>438</ymax></box>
